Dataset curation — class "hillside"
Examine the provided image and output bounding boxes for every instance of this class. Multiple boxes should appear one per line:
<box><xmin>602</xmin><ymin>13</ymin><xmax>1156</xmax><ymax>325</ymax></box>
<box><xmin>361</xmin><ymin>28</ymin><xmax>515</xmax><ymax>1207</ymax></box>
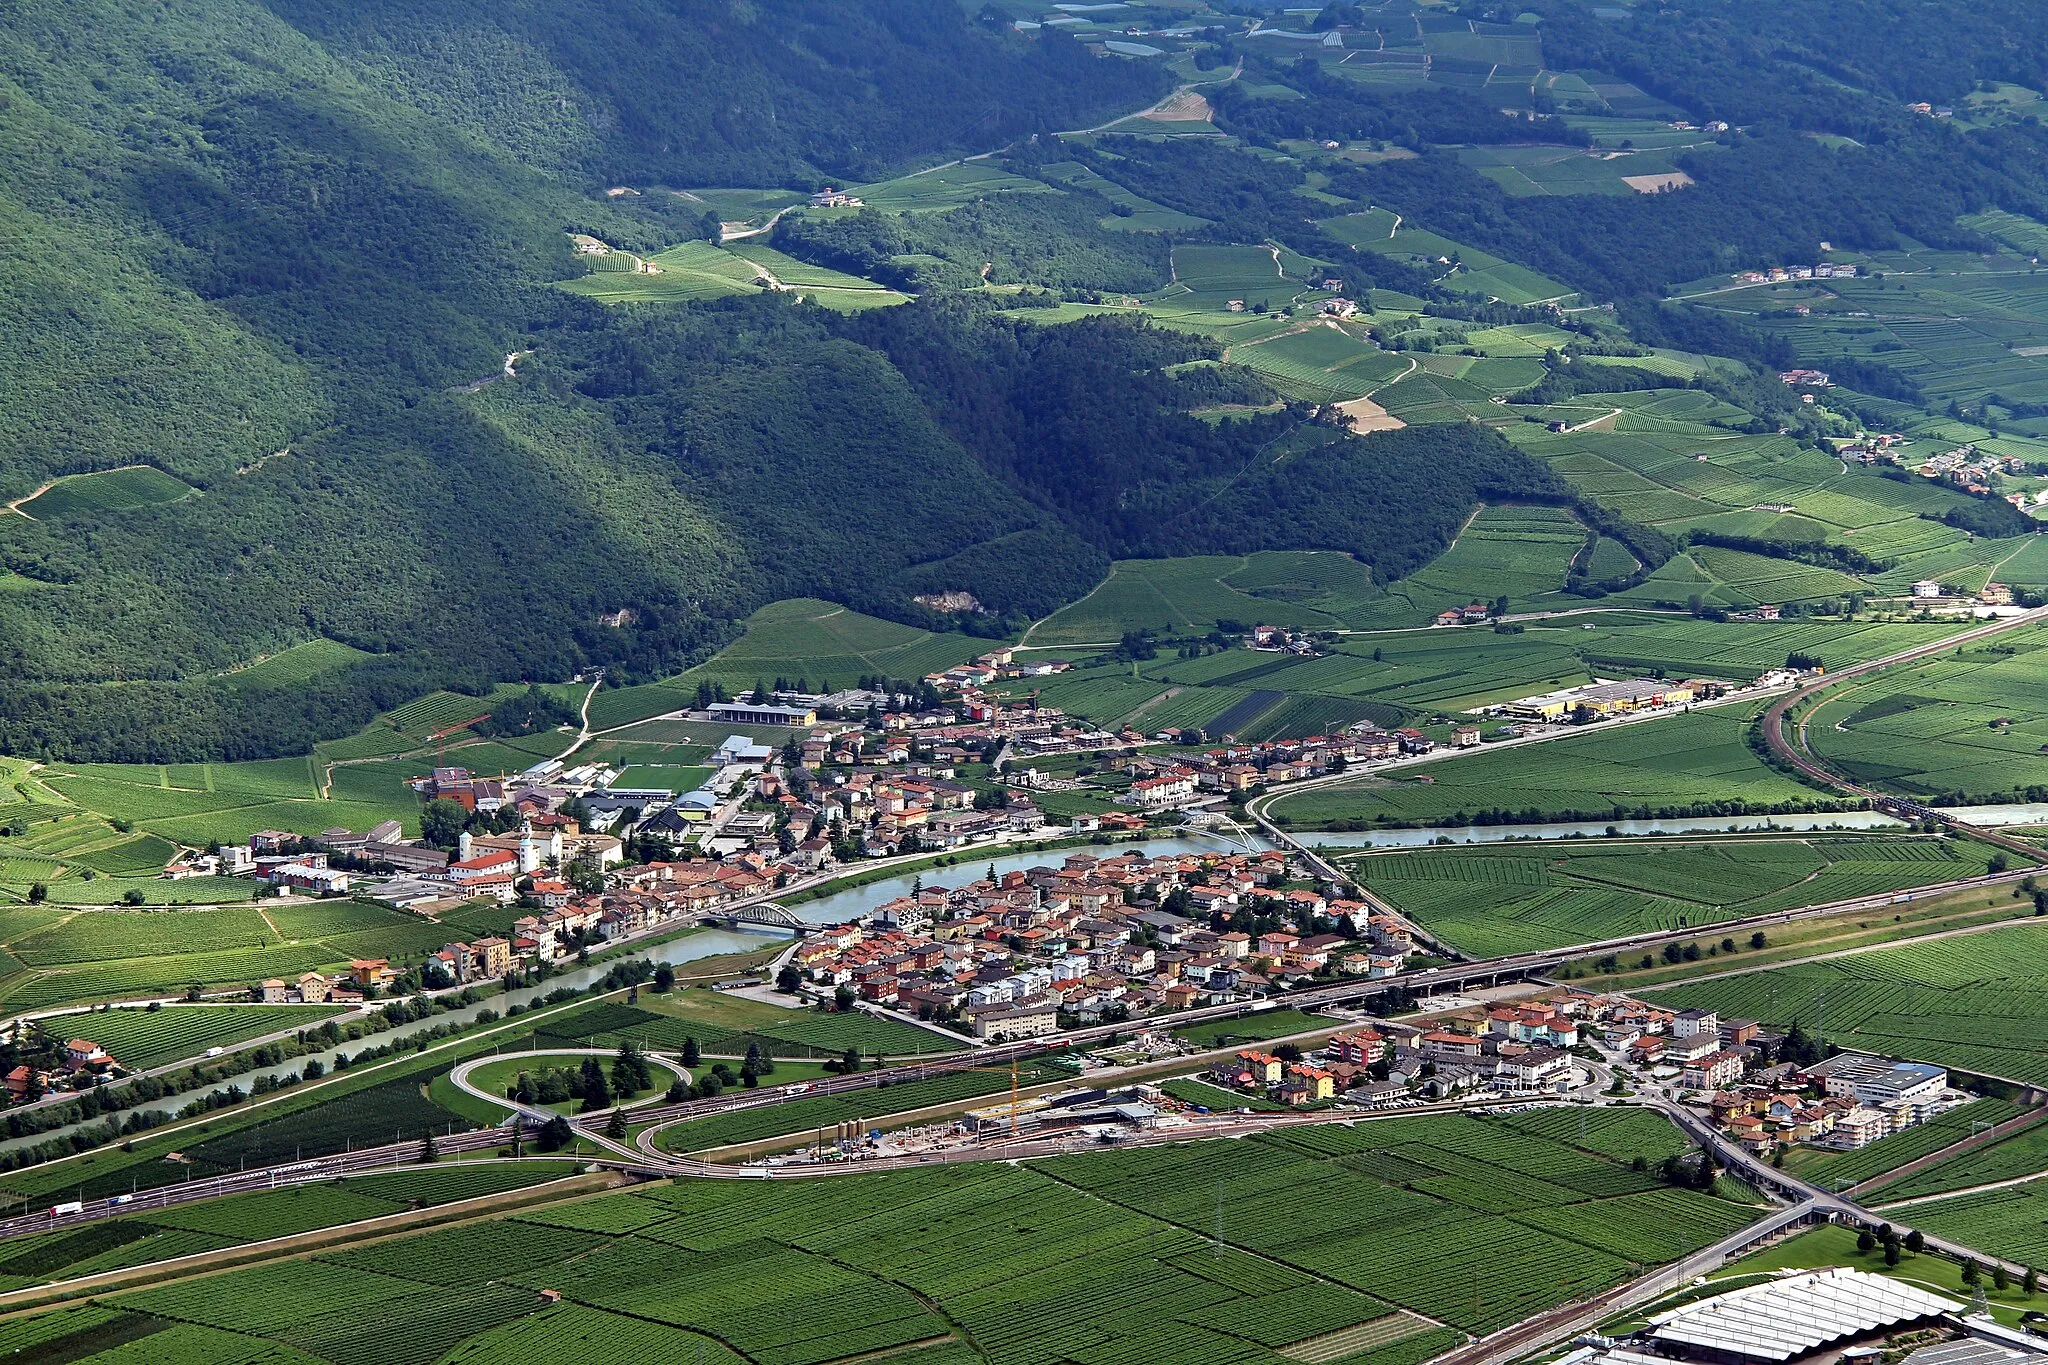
<box><xmin>8</xmin><ymin>0</ymin><xmax>2048</xmax><ymax>766</ymax></box>
<box><xmin>0</xmin><ymin>0</ymin><xmax>1172</xmax><ymax>761</ymax></box>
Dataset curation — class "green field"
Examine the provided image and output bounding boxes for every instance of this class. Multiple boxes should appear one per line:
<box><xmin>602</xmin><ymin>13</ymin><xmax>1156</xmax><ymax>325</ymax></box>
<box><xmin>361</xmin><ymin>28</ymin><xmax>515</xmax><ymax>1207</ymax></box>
<box><xmin>0</xmin><ymin>1162</ymin><xmax>578</xmax><ymax>1292</ymax></box>
<box><xmin>1777</xmin><ymin>1097</ymin><xmax>2025</xmax><ymax>1191</ymax></box>
<box><xmin>656</xmin><ymin>1059</ymin><xmax>1072</xmax><ymax>1152</ymax></box>
<box><xmin>556</xmin><ymin>239</ymin><xmax>762</xmax><ymax>304</ymax></box>
<box><xmin>587</xmin><ymin>598</ymin><xmax>993</xmax><ymax>729</ymax></box>
<box><xmin>1019</xmin><ymin>594</ymin><xmax>1959</xmax><ymax>741</ymax></box>
<box><xmin>1267</xmin><ymin>704</ymin><xmax>1824</xmax><ymax>829</ymax></box>
<box><xmin>12</xmin><ymin>466</ymin><xmax>197</xmax><ymax>519</ymax></box>
<box><xmin>1646</xmin><ymin>922</ymin><xmax>2048</xmax><ymax>1085</ymax></box>
<box><xmin>14</xmin><ymin>1109</ymin><xmax>1756</xmax><ymax>1364</ymax></box>
<box><xmin>1458</xmin><ymin>142</ymin><xmax>1720</xmax><ymax>198</ymax></box>
<box><xmin>1026</xmin><ymin>551</ymin><xmax>1381</xmax><ymax>645</ymax></box>
<box><xmin>1174</xmin><ymin>1008</ymin><xmax>1340</xmax><ymax>1048</ymax></box>
<box><xmin>1909</xmin><ymin>1177</ymin><xmax>2048</xmax><ymax>1269</ymax></box>
<box><xmin>216</xmin><ymin>640</ymin><xmax>374</xmax><ymax>692</ymax></box>
<box><xmin>1803</xmin><ymin>628</ymin><xmax>2048</xmax><ymax>801</ymax></box>
<box><xmin>1871</xmin><ymin>1113</ymin><xmax>2048</xmax><ymax>1202</ymax></box>
<box><xmin>1346</xmin><ymin>833</ymin><xmax>2008</xmax><ymax>957</ymax></box>
<box><xmin>542</xmin><ymin>990</ymin><xmax>960</xmax><ymax>1061</ymax></box>
<box><xmin>51</xmin><ymin>1003</ymin><xmax>347</xmax><ymax>1070</ymax></box>
<box><xmin>0</xmin><ymin>897</ymin><xmax>459</xmax><ymax>1016</ymax></box>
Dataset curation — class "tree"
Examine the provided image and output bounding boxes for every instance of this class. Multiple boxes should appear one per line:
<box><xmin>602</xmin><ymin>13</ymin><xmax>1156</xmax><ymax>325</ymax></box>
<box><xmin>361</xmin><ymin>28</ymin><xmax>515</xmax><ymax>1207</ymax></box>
<box><xmin>421</xmin><ymin>799</ymin><xmax>468</xmax><ymax>848</ymax></box>
<box><xmin>420</xmin><ymin>1132</ymin><xmax>440</xmax><ymax>1163</ymax></box>
<box><xmin>2025</xmin><ymin>1265</ymin><xmax>2038</xmax><ymax>1295</ymax></box>
<box><xmin>1994</xmin><ymin>1264</ymin><xmax>2010</xmax><ymax>1292</ymax></box>
<box><xmin>612</xmin><ymin>1043</ymin><xmax>652</xmax><ymax>1097</ymax></box>
<box><xmin>776</xmin><ymin>964</ymin><xmax>801</xmax><ymax>993</ymax></box>
<box><xmin>1963</xmin><ymin>1256</ymin><xmax>1982</xmax><ymax>1286</ymax></box>
<box><xmin>25</xmin><ymin>883</ymin><xmax>46</xmax><ymax>904</ymax></box>
<box><xmin>580</xmin><ymin>1056</ymin><xmax>612</xmax><ymax>1111</ymax></box>
<box><xmin>1905</xmin><ymin>1229</ymin><xmax>1925</xmax><ymax>1253</ymax></box>
<box><xmin>699</xmin><ymin>1071</ymin><xmax>724</xmax><ymax>1097</ymax></box>
<box><xmin>1750</xmin><ymin>931</ymin><xmax>1767</xmax><ymax>950</ymax></box>
<box><xmin>840</xmin><ymin>1047</ymin><xmax>861</xmax><ymax>1074</ymax></box>
<box><xmin>538</xmin><ymin>1114</ymin><xmax>573</xmax><ymax>1151</ymax></box>
<box><xmin>605</xmin><ymin>1107</ymin><xmax>628</xmax><ymax>1140</ymax></box>
<box><xmin>122</xmin><ymin>888</ymin><xmax>145</xmax><ymax>906</ymax></box>
<box><xmin>834</xmin><ymin>984</ymin><xmax>856</xmax><ymax>1012</ymax></box>
<box><xmin>653</xmin><ymin>964</ymin><xmax>675</xmax><ymax>993</ymax></box>
<box><xmin>682</xmin><ymin>1036</ymin><xmax>701</xmax><ymax>1067</ymax></box>
<box><xmin>1884</xmin><ymin>1238</ymin><xmax>1900</xmax><ymax>1267</ymax></box>
<box><xmin>699</xmin><ymin>209</ymin><xmax>724</xmax><ymax>243</ymax></box>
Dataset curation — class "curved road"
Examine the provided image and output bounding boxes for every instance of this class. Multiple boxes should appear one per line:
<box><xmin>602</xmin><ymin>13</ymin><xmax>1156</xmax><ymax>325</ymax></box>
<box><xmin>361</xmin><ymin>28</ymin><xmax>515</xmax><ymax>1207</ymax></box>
<box><xmin>1761</xmin><ymin>605</ymin><xmax>2048</xmax><ymax>858</ymax></box>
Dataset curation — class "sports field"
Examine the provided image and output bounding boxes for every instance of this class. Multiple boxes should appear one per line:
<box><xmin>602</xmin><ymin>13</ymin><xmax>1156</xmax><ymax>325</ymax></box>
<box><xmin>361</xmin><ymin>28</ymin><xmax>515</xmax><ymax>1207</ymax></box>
<box><xmin>1345</xmin><ymin>833</ymin><xmax>2006</xmax><ymax>957</ymax></box>
<box><xmin>1646</xmin><ymin>922</ymin><xmax>2048</xmax><ymax>1085</ymax></box>
<box><xmin>10</xmin><ymin>1109</ymin><xmax>1757</xmax><ymax>1364</ymax></box>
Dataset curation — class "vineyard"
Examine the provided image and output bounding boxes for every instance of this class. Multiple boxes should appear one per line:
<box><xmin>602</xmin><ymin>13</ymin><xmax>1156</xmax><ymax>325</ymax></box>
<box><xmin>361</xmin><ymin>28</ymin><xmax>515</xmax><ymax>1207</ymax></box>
<box><xmin>0</xmin><ymin>1108</ymin><xmax>1757</xmax><ymax>1363</ymax></box>
<box><xmin>539</xmin><ymin>996</ymin><xmax>958</xmax><ymax>1059</ymax></box>
<box><xmin>58</xmin><ymin>1003</ymin><xmax>346</xmax><ymax>1070</ymax></box>
<box><xmin>1907</xmin><ymin>1178</ymin><xmax>2048</xmax><ymax>1268</ymax></box>
<box><xmin>1346</xmin><ymin>834</ymin><xmax>2002</xmax><ymax>957</ymax></box>
<box><xmin>1872</xmin><ymin>1116</ymin><xmax>2048</xmax><ymax>1202</ymax></box>
<box><xmin>0</xmin><ymin>896</ymin><xmax>485</xmax><ymax>1018</ymax></box>
<box><xmin>1781</xmin><ymin>1099</ymin><xmax>2025</xmax><ymax>1190</ymax></box>
<box><xmin>654</xmin><ymin>1060</ymin><xmax>1072</xmax><ymax>1152</ymax></box>
<box><xmin>0</xmin><ymin>1162</ymin><xmax>577</xmax><ymax>1292</ymax></box>
<box><xmin>1646</xmin><ymin>924</ymin><xmax>2048</xmax><ymax>1085</ymax></box>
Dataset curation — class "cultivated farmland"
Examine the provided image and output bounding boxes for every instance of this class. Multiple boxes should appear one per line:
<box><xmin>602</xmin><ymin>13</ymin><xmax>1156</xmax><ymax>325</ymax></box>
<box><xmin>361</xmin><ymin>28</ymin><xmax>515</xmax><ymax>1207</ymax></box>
<box><xmin>1645</xmin><ymin>923</ymin><xmax>2048</xmax><ymax>1085</ymax></box>
<box><xmin>1267</xmin><ymin>705</ymin><xmax>1823</xmax><ymax>828</ymax></box>
<box><xmin>33</xmin><ymin>1110</ymin><xmax>1758</xmax><ymax>1364</ymax></box>
<box><xmin>1345</xmin><ymin>834</ymin><xmax>2007</xmax><ymax>957</ymax></box>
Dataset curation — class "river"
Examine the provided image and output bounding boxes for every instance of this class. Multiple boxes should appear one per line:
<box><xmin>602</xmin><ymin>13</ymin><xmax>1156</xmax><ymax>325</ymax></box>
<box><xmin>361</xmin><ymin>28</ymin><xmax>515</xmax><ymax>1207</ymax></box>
<box><xmin>0</xmin><ymin>833</ymin><xmax>1262</xmax><ymax>1158</ymax></box>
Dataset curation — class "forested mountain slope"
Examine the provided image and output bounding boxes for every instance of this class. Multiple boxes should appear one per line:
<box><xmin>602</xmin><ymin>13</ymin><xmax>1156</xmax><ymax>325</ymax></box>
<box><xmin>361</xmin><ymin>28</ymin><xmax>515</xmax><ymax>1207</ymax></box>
<box><xmin>0</xmin><ymin>0</ymin><xmax>1177</xmax><ymax>760</ymax></box>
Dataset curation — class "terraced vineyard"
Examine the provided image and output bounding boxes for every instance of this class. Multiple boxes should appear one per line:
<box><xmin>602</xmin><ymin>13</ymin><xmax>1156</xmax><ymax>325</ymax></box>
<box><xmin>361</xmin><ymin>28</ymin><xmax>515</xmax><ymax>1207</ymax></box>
<box><xmin>8</xmin><ymin>1110</ymin><xmax>1756</xmax><ymax>1365</ymax></box>
<box><xmin>1345</xmin><ymin>833</ymin><xmax>2008</xmax><ymax>957</ymax></box>
<box><xmin>1646</xmin><ymin>923</ymin><xmax>2048</xmax><ymax>1085</ymax></box>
